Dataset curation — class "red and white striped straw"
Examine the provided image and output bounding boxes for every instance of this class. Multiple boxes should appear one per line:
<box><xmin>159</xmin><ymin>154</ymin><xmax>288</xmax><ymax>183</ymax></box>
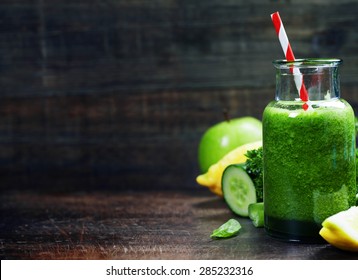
<box><xmin>271</xmin><ymin>11</ymin><xmax>310</xmax><ymax>109</ymax></box>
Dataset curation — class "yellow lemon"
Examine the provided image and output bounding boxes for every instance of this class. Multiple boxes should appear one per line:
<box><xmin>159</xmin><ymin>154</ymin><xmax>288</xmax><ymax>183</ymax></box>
<box><xmin>319</xmin><ymin>206</ymin><xmax>358</xmax><ymax>252</ymax></box>
<box><xmin>196</xmin><ymin>140</ymin><xmax>262</xmax><ymax>196</ymax></box>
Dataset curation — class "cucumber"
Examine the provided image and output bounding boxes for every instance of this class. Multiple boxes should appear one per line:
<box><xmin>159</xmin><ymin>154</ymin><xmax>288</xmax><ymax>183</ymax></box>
<box><xmin>248</xmin><ymin>202</ymin><xmax>264</xmax><ymax>227</ymax></box>
<box><xmin>221</xmin><ymin>164</ymin><xmax>257</xmax><ymax>217</ymax></box>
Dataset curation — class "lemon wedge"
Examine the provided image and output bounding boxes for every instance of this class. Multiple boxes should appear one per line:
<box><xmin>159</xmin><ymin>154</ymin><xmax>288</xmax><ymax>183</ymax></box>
<box><xmin>319</xmin><ymin>206</ymin><xmax>358</xmax><ymax>252</ymax></box>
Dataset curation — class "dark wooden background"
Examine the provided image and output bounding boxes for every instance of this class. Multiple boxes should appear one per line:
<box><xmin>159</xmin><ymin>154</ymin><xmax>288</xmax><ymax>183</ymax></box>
<box><xmin>1</xmin><ymin>0</ymin><xmax>358</xmax><ymax>192</ymax></box>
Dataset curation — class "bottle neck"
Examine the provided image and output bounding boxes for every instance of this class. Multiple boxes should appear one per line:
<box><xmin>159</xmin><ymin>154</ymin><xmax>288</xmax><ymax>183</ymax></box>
<box><xmin>274</xmin><ymin>59</ymin><xmax>341</xmax><ymax>101</ymax></box>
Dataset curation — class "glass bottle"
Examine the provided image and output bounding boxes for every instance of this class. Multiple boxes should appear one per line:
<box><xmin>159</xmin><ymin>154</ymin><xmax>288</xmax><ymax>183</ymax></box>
<box><xmin>263</xmin><ymin>59</ymin><xmax>356</xmax><ymax>242</ymax></box>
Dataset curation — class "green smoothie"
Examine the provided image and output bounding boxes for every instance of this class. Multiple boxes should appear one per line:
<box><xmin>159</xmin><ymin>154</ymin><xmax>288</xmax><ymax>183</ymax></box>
<box><xmin>263</xmin><ymin>98</ymin><xmax>356</xmax><ymax>242</ymax></box>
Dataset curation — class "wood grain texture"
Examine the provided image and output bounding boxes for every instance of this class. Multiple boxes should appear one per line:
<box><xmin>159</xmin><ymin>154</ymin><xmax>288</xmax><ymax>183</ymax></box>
<box><xmin>1</xmin><ymin>190</ymin><xmax>358</xmax><ymax>260</ymax></box>
<box><xmin>0</xmin><ymin>1</ymin><xmax>358</xmax><ymax>191</ymax></box>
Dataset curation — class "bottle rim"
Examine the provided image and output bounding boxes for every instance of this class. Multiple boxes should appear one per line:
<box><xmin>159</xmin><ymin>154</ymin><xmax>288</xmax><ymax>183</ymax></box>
<box><xmin>273</xmin><ymin>58</ymin><xmax>342</xmax><ymax>69</ymax></box>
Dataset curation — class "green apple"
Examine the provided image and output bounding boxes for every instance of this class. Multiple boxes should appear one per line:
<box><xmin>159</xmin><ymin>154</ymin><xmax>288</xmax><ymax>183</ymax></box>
<box><xmin>198</xmin><ymin>116</ymin><xmax>262</xmax><ymax>172</ymax></box>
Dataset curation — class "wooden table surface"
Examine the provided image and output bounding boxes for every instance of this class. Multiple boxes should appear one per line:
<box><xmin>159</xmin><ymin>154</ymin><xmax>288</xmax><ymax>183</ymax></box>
<box><xmin>1</xmin><ymin>190</ymin><xmax>358</xmax><ymax>260</ymax></box>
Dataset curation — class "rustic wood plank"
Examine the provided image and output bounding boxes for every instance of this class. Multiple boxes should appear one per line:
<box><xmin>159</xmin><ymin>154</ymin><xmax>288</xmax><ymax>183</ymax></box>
<box><xmin>1</xmin><ymin>0</ymin><xmax>358</xmax><ymax>96</ymax></box>
<box><xmin>0</xmin><ymin>1</ymin><xmax>358</xmax><ymax>191</ymax></box>
<box><xmin>1</xmin><ymin>190</ymin><xmax>358</xmax><ymax>260</ymax></box>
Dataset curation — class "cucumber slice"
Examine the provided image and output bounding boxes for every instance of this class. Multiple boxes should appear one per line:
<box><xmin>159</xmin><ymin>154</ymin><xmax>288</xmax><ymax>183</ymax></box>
<box><xmin>222</xmin><ymin>164</ymin><xmax>257</xmax><ymax>217</ymax></box>
<box><xmin>248</xmin><ymin>202</ymin><xmax>264</xmax><ymax>227</ymax></box>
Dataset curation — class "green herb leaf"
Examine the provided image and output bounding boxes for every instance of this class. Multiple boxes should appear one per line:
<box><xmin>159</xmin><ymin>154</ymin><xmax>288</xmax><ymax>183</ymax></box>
<box><xmin>210</xmin><ymin>219</ymin><xmax>242</xmax><ymax>239</ymax></box>
<box><xmin>248</xmin><ymin>202</ymin><xmax>264</xmax><ymax>228</ymax></box>
<box><xmin>244</xmin><ymin>147</ymin><xmax>264</xmax><ymax>202</ymax></box>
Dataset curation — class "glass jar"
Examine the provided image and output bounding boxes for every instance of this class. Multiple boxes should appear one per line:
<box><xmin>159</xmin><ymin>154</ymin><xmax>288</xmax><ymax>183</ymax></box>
<box><xmin>263</xmin><ymin>59</ymin><xmax>356</xmax><ymax>242</ymax></box>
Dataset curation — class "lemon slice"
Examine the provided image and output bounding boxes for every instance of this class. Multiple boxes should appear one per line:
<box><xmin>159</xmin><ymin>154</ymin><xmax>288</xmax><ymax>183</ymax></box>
<box><xmin>319</xmin><ymin>206</ymin><xmax>358</xmax><ymax>252</ymax></box>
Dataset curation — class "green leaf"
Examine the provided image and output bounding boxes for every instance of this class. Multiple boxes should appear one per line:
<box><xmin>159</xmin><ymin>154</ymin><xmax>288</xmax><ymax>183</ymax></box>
<box><xmin>244</xmin><ymin>147</ymin><xmax>263</xmax><ymax>202</ymax></box>
<box><xmin>210</xmin><ymin>219</ymin><xmax>242</xmax><ymax>239</ymax></box>
<box><xmin>248</xmin><ymin>202</ymin><xmax>264</xmax><ymax>228</ymax></box>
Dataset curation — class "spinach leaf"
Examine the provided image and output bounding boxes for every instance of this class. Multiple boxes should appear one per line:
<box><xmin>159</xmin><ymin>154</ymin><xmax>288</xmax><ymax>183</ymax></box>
<box><xmin>210</xmin><ymin>219</ymin><xmax>242</xmax><ymax>239</ymax></box>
